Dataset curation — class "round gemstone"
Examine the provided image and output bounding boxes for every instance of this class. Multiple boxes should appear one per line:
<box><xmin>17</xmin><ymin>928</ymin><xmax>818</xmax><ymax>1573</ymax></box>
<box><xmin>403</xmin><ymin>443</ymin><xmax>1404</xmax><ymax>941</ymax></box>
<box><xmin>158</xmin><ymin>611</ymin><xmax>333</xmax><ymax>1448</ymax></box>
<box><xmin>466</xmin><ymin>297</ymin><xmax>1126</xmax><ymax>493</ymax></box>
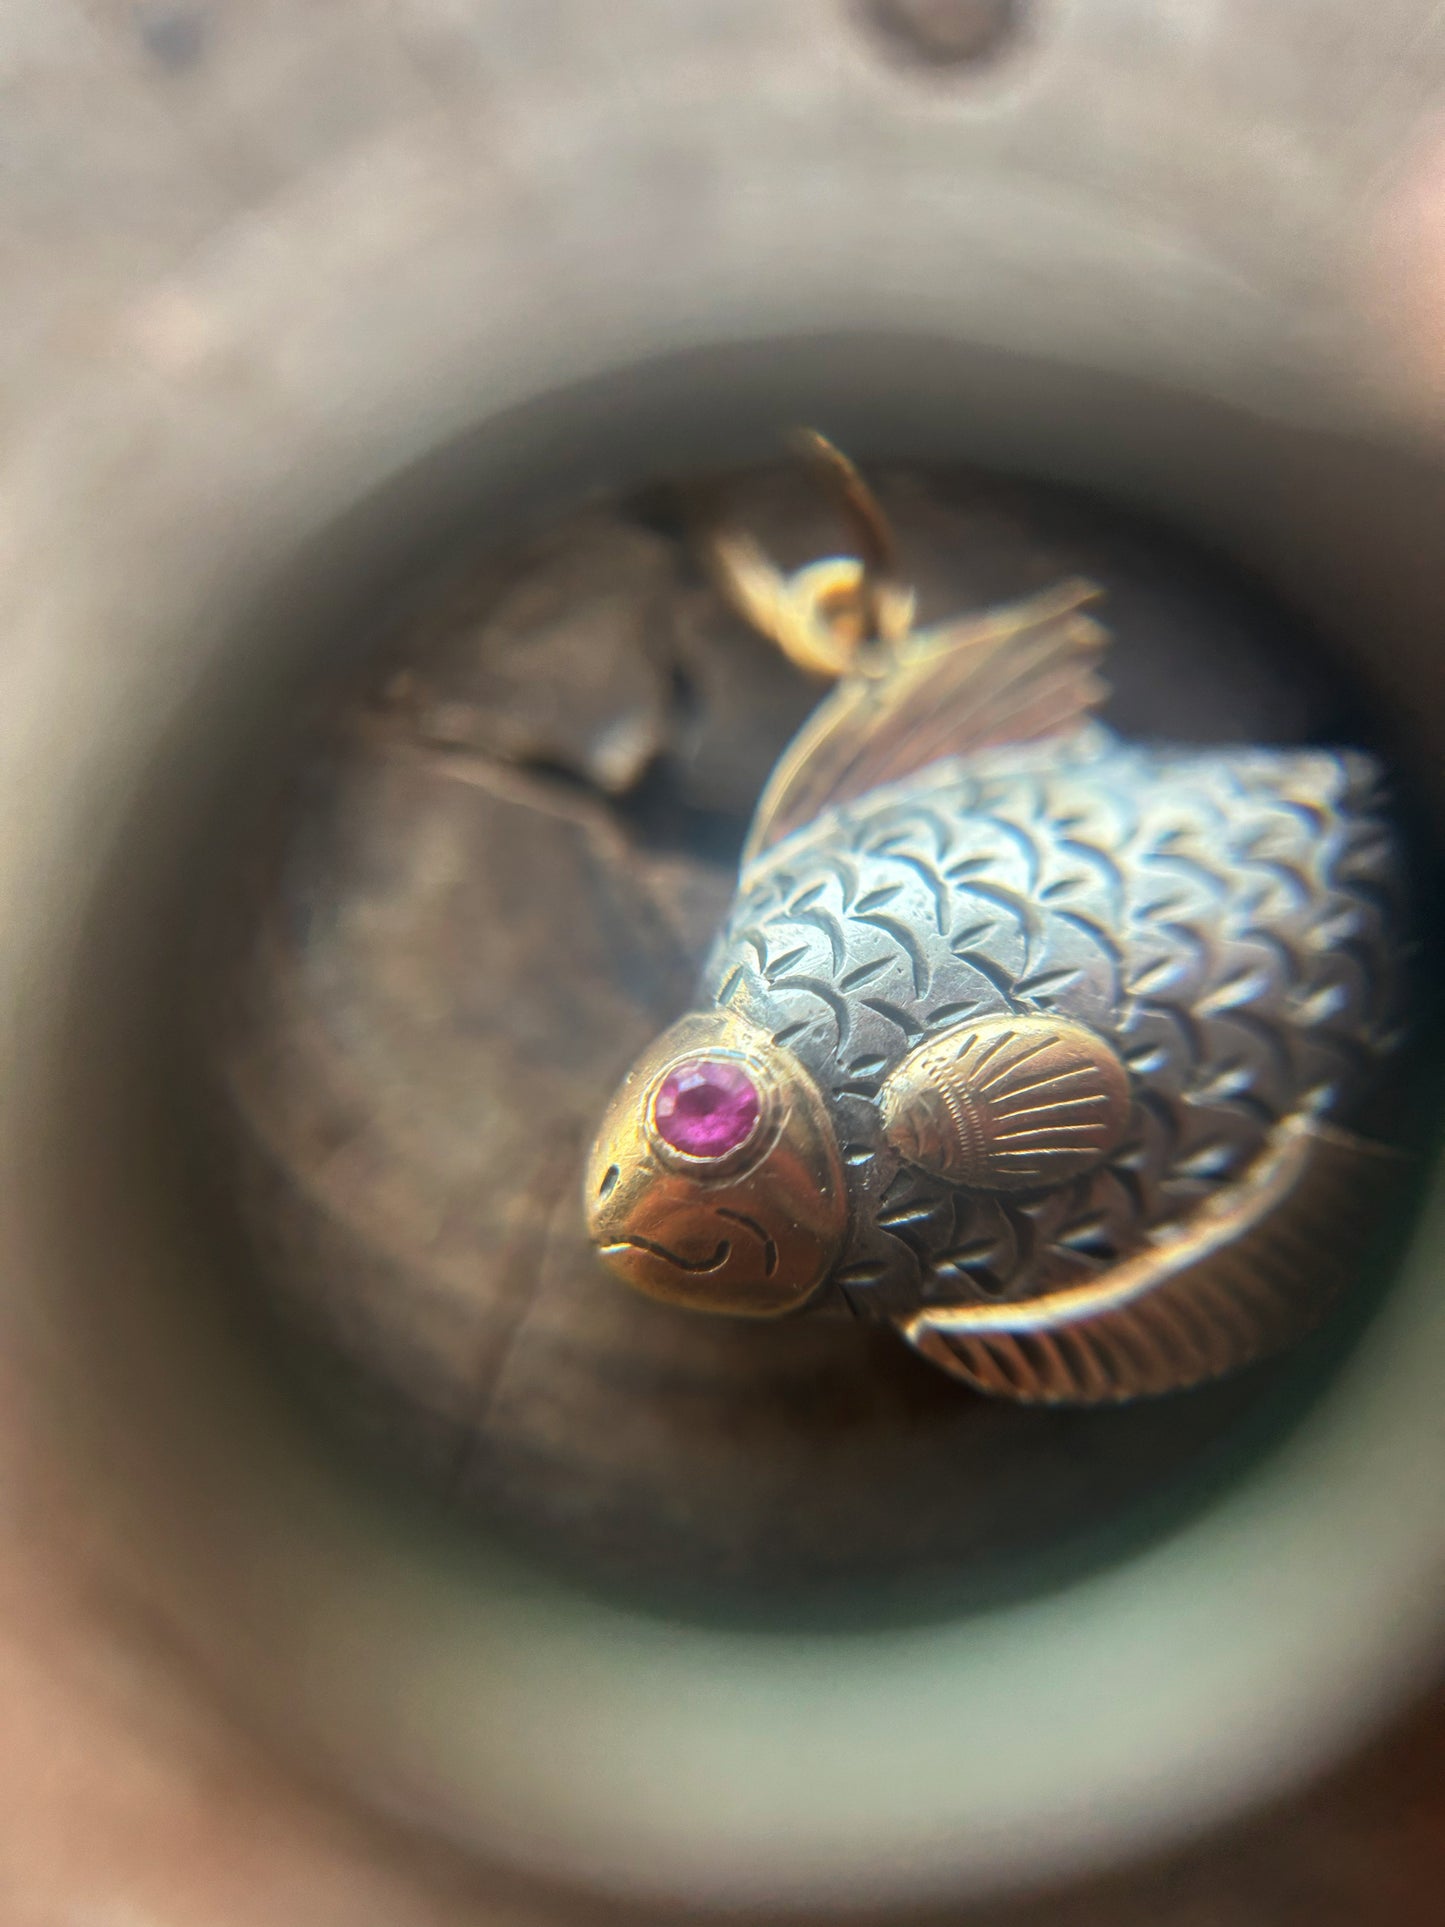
<box><xmin>654</xmin><ymin>1058</ymin><xmax>761</xmax><ymax>1158</ymax></box>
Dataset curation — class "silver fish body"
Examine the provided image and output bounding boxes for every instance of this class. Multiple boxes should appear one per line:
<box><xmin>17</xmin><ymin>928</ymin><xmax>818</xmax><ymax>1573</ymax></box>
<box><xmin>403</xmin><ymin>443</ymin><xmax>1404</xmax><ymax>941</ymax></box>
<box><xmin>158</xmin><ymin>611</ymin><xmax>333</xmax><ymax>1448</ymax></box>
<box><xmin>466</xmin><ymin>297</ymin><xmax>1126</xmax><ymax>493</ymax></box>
<box><xmin>587</xmin><ymin>559</ymin><xmax>1412</xmax><ymax>1402</ymax></box>
<box><xmin>700</xmin><ymin>728</ymin><xmax>1407</xmax><ymax>1326</ymax></box>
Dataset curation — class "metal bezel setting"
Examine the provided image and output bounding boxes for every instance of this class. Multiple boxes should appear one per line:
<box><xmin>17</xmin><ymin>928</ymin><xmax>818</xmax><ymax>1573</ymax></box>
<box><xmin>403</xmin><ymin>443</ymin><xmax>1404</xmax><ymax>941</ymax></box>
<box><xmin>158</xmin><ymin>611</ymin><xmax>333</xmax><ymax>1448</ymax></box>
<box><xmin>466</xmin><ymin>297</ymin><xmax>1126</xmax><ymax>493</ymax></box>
<box><xmin>644</xmin><ymin>1049</ymin><xmax>780</xmax><ymax>1180</ymax></box>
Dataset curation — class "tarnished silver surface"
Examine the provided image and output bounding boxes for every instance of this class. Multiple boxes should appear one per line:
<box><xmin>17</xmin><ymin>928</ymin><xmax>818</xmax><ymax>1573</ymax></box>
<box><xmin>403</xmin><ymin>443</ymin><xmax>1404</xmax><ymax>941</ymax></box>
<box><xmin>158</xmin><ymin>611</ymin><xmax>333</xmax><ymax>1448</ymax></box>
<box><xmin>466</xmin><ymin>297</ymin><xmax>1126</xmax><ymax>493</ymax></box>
<box><xmin>589</xmin><ymin>441</ymin><xmax>1414</xmax><ymax>1401</ymax></box>
<box><xmin>699</xmin><ymin>730</ymin><xmax>1407</xmax><ymax>1321</ymax></box>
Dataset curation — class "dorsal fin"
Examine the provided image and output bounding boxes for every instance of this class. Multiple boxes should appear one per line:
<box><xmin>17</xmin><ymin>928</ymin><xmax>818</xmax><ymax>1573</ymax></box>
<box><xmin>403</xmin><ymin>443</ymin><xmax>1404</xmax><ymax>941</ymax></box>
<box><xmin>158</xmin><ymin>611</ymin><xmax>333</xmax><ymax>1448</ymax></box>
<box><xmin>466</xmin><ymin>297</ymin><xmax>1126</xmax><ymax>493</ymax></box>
<box><xmin>742</xmin><ymin>579</ymin><xmax>1107</xmax><ymax>864</ymax></box>
<box><xmin>897</xmin><ymin>1115</ymin><xmax>1405</xmax><ymax>1404</ymax></box>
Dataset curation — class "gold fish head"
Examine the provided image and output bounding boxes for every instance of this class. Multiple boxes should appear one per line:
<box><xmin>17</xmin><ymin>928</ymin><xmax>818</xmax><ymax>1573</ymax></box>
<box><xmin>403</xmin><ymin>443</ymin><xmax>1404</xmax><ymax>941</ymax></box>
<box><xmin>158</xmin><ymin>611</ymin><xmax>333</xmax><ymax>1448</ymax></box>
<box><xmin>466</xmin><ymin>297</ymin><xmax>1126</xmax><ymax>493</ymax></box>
<box><xmin>584</xmin><ymin>1010</ymin><xmax>847</xmax><ymax>1317</ymax></box>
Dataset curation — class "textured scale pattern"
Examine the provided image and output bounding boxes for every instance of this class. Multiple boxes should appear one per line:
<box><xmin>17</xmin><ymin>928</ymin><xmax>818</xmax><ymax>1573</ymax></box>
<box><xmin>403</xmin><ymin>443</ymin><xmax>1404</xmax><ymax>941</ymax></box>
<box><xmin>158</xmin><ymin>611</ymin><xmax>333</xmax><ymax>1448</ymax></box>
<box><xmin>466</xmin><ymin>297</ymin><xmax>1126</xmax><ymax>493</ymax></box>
<box><xmin>699</xmin><ymin>729</ymin><xmax>1407</xmax><ymax>1323</ymax></box>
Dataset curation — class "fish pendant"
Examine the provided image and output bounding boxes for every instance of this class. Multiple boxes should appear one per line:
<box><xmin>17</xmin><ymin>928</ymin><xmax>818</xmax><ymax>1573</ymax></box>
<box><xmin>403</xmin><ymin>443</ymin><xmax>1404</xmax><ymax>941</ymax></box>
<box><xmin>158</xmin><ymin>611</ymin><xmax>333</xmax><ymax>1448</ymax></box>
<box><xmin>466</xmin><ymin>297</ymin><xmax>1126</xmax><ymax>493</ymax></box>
<box><xmin>585</xmin><ymin>441</ymin><xmax>1410</xmax><ymax>1403</ymax></box>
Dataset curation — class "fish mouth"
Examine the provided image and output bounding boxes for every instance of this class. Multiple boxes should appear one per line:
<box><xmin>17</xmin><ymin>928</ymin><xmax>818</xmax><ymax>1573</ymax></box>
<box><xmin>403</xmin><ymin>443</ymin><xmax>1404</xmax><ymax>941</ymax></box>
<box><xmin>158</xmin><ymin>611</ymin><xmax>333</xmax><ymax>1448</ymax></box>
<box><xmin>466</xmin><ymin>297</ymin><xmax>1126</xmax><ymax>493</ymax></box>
<box><xmin>600</xmin><ymin>1236</ymin><xmax>732</xmax><ymax>1274</ymax></box>
<box><xmin>599</xmin><ymin>1210</ymin><xmax>782</xmax><ymax>1283</ymax></box>
<box><xmin>592</xmin><ymin>1210</ymin><xmax>801</xmax><ymax>1318</ymax></box>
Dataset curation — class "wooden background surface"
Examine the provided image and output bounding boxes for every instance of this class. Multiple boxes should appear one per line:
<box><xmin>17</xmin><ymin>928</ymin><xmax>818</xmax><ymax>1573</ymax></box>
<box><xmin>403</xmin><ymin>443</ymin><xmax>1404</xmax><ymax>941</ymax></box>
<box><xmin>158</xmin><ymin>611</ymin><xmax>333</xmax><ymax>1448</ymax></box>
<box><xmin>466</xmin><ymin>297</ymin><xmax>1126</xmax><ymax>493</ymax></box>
<box><xmin>198</xmin><ymin>462</ymin><xmax>1360</xmax><ymax>1615</ymax></box>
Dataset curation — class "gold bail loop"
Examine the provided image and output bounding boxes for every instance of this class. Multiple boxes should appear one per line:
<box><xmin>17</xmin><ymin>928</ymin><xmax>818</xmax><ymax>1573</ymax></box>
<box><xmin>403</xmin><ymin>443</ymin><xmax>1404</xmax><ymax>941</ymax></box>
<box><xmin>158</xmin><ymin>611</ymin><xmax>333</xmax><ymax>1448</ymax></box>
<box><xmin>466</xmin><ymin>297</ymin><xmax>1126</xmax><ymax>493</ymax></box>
<box><xmin>705</xmin><ymin>432</ymin><xmax>916</xmax><ymax>680</ymax></box>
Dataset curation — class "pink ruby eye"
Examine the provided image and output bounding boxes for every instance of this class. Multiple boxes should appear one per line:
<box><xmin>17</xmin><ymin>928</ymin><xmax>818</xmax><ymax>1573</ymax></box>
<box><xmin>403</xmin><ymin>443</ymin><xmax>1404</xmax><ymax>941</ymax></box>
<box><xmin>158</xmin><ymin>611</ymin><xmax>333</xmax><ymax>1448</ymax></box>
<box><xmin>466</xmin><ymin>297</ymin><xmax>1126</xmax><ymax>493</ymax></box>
<box><xmin>653</xmin><ymin>1059</ymin><xmax>761</xmax><ymax>1159</ymax></box>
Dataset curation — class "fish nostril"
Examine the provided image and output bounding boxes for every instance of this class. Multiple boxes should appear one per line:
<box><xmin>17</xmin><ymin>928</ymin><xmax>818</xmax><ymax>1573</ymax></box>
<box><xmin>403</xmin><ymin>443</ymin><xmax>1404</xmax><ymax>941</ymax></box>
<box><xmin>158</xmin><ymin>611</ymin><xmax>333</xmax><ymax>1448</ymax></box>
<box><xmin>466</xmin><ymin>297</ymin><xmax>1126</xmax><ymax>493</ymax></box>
<box><xmin>597</xmin><ymin>1164</ymin><xmax>620</xmax><ymax>1200</ymax></box>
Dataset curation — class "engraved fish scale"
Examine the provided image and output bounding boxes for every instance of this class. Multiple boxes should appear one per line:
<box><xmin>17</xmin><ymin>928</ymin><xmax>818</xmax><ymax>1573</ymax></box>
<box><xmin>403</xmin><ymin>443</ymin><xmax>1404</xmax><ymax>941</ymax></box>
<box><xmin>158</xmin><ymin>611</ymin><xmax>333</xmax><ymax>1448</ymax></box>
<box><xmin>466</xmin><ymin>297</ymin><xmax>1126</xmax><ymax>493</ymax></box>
<box><xmin>701</xmin><ymin>734</ymin><xmax>1403</xmax><ymax>1323</ymax></box>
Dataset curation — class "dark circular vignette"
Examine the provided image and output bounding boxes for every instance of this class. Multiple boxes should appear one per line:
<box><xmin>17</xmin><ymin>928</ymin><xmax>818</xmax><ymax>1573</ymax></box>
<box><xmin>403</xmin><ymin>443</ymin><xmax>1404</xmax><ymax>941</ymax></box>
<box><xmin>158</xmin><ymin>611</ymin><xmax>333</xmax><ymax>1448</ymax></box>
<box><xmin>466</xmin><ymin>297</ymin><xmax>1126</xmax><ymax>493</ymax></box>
<box><xmin>169</xmin><ymin>415</ymin><xmax>1444</xmax><ymax>1636</ymax></box>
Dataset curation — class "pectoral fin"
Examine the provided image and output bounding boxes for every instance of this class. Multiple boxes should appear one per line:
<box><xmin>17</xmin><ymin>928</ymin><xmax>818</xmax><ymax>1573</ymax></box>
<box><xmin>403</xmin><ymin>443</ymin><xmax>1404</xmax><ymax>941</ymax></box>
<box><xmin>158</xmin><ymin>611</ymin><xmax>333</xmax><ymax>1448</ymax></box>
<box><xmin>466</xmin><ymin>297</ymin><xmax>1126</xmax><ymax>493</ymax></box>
<box><xmin>897</xmin><ymin>1115</ymin><xmax>1406</xmax><ymax>1403</ymax></box>
<box><xmin>743</xmin><ymin>579</ymin><xmax>1108</xmax><ymax>862</ymax></box>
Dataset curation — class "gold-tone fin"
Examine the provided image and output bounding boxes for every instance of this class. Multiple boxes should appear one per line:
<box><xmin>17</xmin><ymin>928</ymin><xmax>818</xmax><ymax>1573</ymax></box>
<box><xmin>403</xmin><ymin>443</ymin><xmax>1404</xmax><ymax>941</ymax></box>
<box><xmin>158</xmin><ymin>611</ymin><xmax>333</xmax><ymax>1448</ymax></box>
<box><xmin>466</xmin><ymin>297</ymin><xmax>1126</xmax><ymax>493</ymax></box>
<box><xmin>879</xmin><ymin>1013</ymin><xmax>1132</xmax><ymax>1192</ymax></box>
<box><xmin>898</xmin><ymin>1115</ymin><xmax>1405</xmax><ymax>1404</ymax></box>
<box><xmin>742</xmin><ymin>579</ymin><xmax>1107</xmax><ymax>864</ymax></box>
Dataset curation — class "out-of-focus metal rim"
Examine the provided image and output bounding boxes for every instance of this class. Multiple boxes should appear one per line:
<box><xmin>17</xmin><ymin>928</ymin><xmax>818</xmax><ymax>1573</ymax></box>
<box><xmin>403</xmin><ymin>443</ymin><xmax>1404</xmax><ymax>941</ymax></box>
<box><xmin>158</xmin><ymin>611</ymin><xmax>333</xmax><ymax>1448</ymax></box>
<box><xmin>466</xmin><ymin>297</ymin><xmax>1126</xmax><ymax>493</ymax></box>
<box><xmin>3</xmin><ymin>3</ymin><xmax>1445</xmax><ymax>1913</ymax></box>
